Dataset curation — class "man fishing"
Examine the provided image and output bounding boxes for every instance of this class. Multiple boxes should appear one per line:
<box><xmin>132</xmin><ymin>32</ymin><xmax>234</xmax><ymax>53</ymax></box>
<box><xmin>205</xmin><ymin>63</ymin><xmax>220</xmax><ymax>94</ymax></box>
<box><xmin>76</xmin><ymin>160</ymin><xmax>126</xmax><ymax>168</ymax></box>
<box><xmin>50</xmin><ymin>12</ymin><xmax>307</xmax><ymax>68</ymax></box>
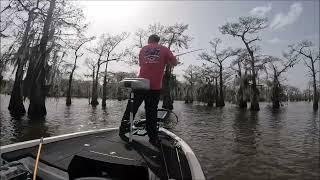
<box><xmin>119</xmin><ymin>34</ymin><xmax>177</xmax><ymax>146</ymax></box>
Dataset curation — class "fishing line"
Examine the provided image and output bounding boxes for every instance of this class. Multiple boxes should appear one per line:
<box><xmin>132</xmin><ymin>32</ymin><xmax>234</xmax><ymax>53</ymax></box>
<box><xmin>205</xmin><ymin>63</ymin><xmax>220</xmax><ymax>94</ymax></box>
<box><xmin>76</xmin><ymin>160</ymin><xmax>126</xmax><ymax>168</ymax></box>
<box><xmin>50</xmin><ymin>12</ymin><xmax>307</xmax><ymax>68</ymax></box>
<box><xmin>175</xmin><ymin>49</ymin><xmax>204</xmax><ymax>57</ymax></box>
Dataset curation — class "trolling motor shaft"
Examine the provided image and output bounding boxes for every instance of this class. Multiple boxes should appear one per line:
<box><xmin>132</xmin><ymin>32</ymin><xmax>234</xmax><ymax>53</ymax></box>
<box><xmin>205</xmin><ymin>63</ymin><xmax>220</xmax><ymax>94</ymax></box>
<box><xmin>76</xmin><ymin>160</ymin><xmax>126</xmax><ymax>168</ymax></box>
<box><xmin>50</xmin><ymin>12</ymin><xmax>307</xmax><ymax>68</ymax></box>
<box><xmin>129</xmin><ymin>91</ymin><xmax>134</xmax><ymax>142</ymax></box>
<box><xmin>118</xmin><ymin>78</ymin><xmax>150</xmax><ymax>142</ymax></box>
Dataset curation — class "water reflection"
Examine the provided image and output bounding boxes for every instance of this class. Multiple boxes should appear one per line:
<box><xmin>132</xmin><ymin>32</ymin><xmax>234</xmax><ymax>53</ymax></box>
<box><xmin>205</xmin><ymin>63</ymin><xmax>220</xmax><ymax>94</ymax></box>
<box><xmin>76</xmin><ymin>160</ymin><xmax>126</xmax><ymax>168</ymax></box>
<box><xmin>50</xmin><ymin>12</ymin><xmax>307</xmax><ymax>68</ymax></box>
<box><xmin>10</xmin><ymin>116</ymin><xmax>50</xmax><ymax>143</ymax></box>
<box><xmin>64</xmin><ymin>106</ymin><xmax>72</xmax><ymax>119</ymax></box>
<box><xmin>233</xmin><ymin>110</ymin><xmax>258</xmax><ymax>156</ymax></box>
<box><xmin>307</xmin><ymin>111</ymin><xmax>319</xmax><ymax>139</ymax></box>
<box><xmin>0</xmin><ymin>95</ymin><xmax>319</xmax><ymax>180</ymax></box>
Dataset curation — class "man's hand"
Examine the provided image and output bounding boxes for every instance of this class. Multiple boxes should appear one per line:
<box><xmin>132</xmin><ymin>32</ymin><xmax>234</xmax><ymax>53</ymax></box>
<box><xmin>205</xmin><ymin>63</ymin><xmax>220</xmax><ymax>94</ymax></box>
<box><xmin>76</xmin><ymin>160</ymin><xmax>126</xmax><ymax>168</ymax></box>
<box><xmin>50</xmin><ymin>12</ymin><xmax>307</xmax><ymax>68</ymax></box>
<box><xmin>176</xmin><ymin>57</ymin><xmax>182</xmax><ymax>65</ymax></box>
<box><xmin>174</xmin><ymin>56</ymin><xmax>182</xmax><ymax>66</ymax></box>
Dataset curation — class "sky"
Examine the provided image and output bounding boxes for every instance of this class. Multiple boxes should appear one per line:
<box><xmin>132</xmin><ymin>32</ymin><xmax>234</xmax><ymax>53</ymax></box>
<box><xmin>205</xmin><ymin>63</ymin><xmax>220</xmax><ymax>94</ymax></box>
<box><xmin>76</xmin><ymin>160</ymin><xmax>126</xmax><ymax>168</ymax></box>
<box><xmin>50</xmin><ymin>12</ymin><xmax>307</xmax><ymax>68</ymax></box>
<box><xmin>76</xmin><ymin>0</ymin><xmax>319</xmax><ymax>90</ymax></box>
<box><xmin>1</xmin><ymin>0</ymin><xmax>319</xmax><ymax>90</ymax></box>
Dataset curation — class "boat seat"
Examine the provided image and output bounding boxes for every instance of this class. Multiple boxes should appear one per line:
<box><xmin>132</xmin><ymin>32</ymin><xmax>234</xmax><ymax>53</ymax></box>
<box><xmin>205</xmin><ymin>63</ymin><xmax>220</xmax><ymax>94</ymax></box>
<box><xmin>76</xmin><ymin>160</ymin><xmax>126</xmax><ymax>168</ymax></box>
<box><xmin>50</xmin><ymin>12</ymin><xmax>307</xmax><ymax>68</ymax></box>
<box><xmin>118</xmin><ymin>78</ymin><xmax>150</xmax><ymax>90</ymax></box>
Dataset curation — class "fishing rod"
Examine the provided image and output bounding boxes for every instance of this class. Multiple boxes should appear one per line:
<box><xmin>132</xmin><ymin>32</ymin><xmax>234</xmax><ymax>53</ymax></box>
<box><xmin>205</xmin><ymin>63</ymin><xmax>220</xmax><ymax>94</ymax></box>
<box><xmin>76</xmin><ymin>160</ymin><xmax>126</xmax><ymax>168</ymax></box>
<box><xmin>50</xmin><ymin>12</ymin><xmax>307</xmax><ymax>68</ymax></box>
<box><xmin>175</xmin><ymin>49</ymin><xmax>203</xmax><ymax>57</ymax></box>
<box><xmin>33</xmin><ymin>137</ymin><xmax>44</xmax><ymax>180</ymax></box>
<box><xmin>169</xmin><ymin>49</ymin><xmax>203</xmax><ymax>68</ymax></box>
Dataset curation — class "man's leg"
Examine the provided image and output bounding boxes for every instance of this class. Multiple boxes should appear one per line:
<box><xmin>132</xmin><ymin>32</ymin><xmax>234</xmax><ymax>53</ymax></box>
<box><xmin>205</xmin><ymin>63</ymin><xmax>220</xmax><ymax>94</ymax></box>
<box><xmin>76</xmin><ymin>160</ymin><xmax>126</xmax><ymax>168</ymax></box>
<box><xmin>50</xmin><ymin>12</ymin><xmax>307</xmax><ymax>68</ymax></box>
<box><xmin>119</xmin><ymin>90</ymin><xmax>144</xmax><ymax>135</ymax></box>
<box><xmin>144</xmin><ymin>90</ymin><xmax>161</xmax><ymax>142</ymax></box>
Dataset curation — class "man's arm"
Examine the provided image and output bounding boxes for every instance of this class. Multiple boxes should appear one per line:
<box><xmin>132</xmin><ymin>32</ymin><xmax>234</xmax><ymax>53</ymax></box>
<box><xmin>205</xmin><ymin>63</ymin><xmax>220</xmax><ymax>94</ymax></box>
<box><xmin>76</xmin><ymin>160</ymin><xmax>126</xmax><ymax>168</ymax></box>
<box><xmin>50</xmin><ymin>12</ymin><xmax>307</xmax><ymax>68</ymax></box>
<box><xmin>167</xmin><ymin>49</ymin><xmax>178</xmax><ymax>66</ymax></box>
<box><xmin>138</xmin><ymin>49</ymin><xmax>142</xmax><ymax>66</ymax></box>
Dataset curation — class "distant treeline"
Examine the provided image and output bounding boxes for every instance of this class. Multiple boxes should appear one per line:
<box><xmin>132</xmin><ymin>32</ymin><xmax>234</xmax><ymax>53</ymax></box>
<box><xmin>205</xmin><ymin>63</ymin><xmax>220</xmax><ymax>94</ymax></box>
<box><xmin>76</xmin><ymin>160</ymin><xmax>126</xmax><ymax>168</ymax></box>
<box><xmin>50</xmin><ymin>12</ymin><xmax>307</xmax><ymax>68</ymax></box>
<box><xmin>1</xmin><ymin>71</ymin><xmax>134</xmax><ymax>99</ymax></box>
<box><xmin>1</xmin><ymin>72</ymin><xmax>316</xmax><ymax>103</ymax></box>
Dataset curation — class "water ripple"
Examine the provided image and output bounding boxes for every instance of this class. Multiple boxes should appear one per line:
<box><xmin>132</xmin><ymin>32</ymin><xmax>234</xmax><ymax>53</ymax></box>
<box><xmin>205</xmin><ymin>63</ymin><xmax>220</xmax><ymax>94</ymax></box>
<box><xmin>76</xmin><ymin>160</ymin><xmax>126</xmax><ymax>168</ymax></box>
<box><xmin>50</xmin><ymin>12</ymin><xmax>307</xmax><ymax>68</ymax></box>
<box><xmin>0</xmin><ymin>95</ymin><xmax>319</xmax><ymax>179</ymax></box>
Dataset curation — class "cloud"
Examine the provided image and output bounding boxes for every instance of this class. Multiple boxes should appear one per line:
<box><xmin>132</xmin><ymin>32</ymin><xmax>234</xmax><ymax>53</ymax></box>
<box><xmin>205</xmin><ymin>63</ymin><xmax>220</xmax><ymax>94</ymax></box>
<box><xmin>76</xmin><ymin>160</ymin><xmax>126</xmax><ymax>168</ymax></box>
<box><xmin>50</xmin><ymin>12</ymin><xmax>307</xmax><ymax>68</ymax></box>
<box><xmin>250</xmin><ymin>3</ymin><xmax>272</xmax><ymax>17</ymax></box>
<box><xmin>267</xmin><ymin>37</ymin><xmax>281</xmax><ymax>44</ymax></box>
<box><xmin>270</xmin><ymin>2</ymin><xmax>303</xmax><ymax>30</ymax></box>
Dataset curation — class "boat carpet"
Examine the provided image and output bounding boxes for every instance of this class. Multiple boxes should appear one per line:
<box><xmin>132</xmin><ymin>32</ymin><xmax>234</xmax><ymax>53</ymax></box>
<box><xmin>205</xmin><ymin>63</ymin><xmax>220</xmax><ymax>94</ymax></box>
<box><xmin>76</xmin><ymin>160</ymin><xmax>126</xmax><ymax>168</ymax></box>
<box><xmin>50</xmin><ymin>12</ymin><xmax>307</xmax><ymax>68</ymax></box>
<box><xmin>1</xmin><ymin>129</ymin><xmax>191</xmax><ymax>179</ymax></box>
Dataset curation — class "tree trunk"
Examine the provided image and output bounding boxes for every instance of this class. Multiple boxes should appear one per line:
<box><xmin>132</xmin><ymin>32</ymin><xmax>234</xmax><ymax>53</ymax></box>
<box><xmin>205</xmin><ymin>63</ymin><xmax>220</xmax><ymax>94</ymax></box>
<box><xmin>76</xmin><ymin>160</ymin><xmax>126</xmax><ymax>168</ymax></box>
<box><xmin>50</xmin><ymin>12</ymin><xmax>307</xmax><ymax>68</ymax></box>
<box><xmin>238</xmin><ymin>85</ymin><xmax>247</xmax><ymax>108</ymax></box>
<box><xmin>27</xmin><ymin>0</ymin><xmax>56</xmax><ymax>118</ymax></box>
<box><xmin>216</xmin><ymin>65</ymin><xmax>225</xmax><ymax>107</ymax></box>
<box><xmin>237</xmin><ymin>62</ymin><xmax>247</xmax><ymax>108</ymax></box>
<box><xmin>0</xmin><ymin>74</ymin><xmax>3</xmax><ymax>90</ymax></box>
<box><xmin>311</xmin><ymin>63</ymin><xmax>318</xmax><ymax>110</ymax></box>
<box><xmin>91</xmin><ymin>60</ymin><xmax>100</xmax><ymax>106</ymax></box>
<box><xmin>250</xmin><ymin>66</ymin><xmax>260</xmax><ymax>111</ymax></box>
<box><xmin>66</xmin><ymin>55</ymin><xmax>77</xmax><ymax>106</ymax></box>
<box><xmin>190</xmin><ymin>83</ymin><xmax>194</xmax><ymax>103</ymax></box>
<box><xmin>238</xmin><ymin>75</ymin><xmax>247</xmax><ymax>108</ymax></box>
<box><xmin>66</xmin><ymin>71</ymin><xmax>74</xmax><ymax>106</ymax></box>
<box><xmin>8</xmin><ymin>64</ymin><xmax>25</xmax><ymax>116</ymax></box>
<box><xmin>241</xmin><ymin>37</ymin><xmax>259</xmax><ymax>111</ymax></box>
<box><xmin>87</xmin><ymin>85</ymin><xmax>90</xmax><ymax>104</ymax></box>
<box><xmin>214</xmin><ymin>77</ymin><xmax>219</xmax><ymax>106</ymax></box>
<box><xmin>8</xmin><ymin>10</ymin><xmax>35</xmax><ymax>116</ymax></box>
<box><xmin>308</xmin><ymin>85</ymin><xmax>311</xmax><ymax>102</ymax></box>
<box><xmin>184</xmin><ymin>86</ymin><xmax>193</xmax><ymax>104</ymax></box>
<box><xmin>91</xmin><ymin>81</ymin><xmax>99</xmax><ymax>106</ymax></box>
<box><xmin>89</xmin><ymin>66</ymin><xmax>95</xmax><ymax>105</ymax></box>
<box><xmin>162</xmin><ymin>65</ymin><xmax>173</xmax><ymax>110</ymax></box>
<box><xmin>23</xmin><ymin>46</ymin><xmax>37</xmax><ymax>98</ymax></box>
<box><xmin>102</xmin><ymin>62</ymin><xmax>108</xmax><ymax>108</ymax></box>
<box><xmin>272</xmin><ymin>74</ymin><xmax>280</xmax><ymax>109</ymax></box>
<box><xmin>206</xmin><ymin>84</ymin><xmax>213</xmax><ymax>107</ymax></box>
<box><xmin>184</xmin><ymin>88</ymin><xmax>189</xmax><ymax>104</ymax></box>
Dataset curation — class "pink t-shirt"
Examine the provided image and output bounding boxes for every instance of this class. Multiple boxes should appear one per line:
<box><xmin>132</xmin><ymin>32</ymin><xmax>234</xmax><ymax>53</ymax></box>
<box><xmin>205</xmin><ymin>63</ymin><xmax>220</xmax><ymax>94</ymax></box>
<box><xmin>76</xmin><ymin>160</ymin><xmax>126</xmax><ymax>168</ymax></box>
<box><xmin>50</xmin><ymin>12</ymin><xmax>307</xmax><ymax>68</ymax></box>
<box><xmin>138</xmin><ymin>43</ymin><xmax>176</xmax><ymax>90</ymax></box>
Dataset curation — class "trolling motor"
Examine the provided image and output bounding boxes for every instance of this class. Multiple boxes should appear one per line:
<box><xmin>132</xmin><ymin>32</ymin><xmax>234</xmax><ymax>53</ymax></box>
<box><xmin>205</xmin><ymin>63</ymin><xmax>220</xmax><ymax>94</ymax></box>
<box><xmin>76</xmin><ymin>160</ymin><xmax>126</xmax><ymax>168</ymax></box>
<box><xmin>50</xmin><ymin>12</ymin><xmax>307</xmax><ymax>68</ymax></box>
<box><xmin>118</xmin><ymin>78</ymin><xmax>150</xmax><ymax>142</ymax></box>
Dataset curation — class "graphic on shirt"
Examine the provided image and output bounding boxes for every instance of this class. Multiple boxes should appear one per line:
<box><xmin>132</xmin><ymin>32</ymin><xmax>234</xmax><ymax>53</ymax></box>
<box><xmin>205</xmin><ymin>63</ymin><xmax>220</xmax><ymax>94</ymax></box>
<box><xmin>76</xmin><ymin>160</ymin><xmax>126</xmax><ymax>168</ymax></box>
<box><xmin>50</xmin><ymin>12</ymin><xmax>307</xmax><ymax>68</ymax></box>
<box><xmin>144</xmin><ymin>47</ymin><xmax>160</xmax><ymax>63</ymax></box>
